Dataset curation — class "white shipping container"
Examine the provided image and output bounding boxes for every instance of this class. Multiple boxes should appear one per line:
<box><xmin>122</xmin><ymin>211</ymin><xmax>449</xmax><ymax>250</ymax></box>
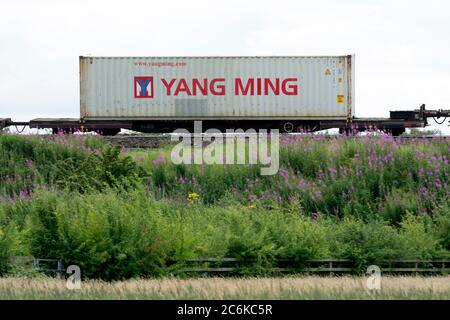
<box><xmin>79</xmin><ymin>56</ymin><xmax>355</xmax><ymax>120</ymax></box>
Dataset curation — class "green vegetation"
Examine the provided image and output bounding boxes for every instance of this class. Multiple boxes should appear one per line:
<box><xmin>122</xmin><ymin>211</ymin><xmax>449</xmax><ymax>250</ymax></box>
<box><xmin>0</xmin><ymin>133</ymin><xmax>449</xmax><ymax>279</ymax></box>
<box><xmin>405</xmin><ymin>128</ymin><xmax>442</xmax><ymax>137</ymax></box>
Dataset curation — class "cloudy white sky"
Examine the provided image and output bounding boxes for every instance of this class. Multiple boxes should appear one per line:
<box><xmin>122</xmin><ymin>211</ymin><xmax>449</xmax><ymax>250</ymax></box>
<box><xmin>1</xmin><ymin>0</ymin><xmax>449</xmax><ymax>132</ymax></box>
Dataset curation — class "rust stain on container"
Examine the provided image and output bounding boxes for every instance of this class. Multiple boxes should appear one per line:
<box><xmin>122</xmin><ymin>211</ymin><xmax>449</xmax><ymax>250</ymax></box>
<box><xmin>79</xmin><ymin>56</ymin><xmax>89</xmax><ymax>118</ymax></box>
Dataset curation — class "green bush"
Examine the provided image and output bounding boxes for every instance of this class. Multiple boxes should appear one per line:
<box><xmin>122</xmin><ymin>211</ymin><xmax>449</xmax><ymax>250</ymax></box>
<box><xmin>0</xmin><ymin>226</ymin><xmax>11</xmax><ymax>275</ymax></box>
<box><xmin>0</xmin><ymin>188</ymin><xmax>449</xmax><ymax>279</ymax></box>
<box><xmin>28</xmin><ymin>190</ymin><xmax>171</xmax><ymax>279</ymax></box>
<box><xmin>433</xmin><ymin>205</ymin><xmax>450</xmax><ymax>252</ymax></box>
<box><xmin>327</xmin><ymin>218</ymin><xmax>401</xmax><ymax>271</ymax></box>
<box><xmin>54</xmin><ymin>146</ymin><xmax>142</xmax><ymax>192</ymax></box>
<box><xmin>398</xmin><ymin>213</ymin><xmax>443</xmax><ymax>259</ymax></box>
<box><xmin>268</xmin><ymin>212</ymin><xmax>329</xmax><ymax>266</ymax></box>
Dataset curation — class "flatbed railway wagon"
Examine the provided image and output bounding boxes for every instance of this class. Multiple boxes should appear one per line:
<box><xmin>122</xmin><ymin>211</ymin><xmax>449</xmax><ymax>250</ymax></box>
<box><xmin>1</xmin><ymin>55</ymin><xmax>449</xmax><ymax>135</ymax></box>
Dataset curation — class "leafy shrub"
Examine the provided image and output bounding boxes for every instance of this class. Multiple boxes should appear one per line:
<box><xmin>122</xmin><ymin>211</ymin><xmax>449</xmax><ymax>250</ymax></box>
<box><xmin>1</xmin><ymin>188</ymin><xmax>449</xmax><ymax>279</ymax></box>
<box><xmin>433</xmin><ymin>205</ymin><xmax>450</xmax><ymax>252</ymax></box>
<box><xmin>54</xmin><ymin>146</ymin><xmax>142</xmax><ymax>192</ymax></box>
<box><xmin>27</xmin><ymin>190</ymin><xmax>171</xmax><ymax>279</ymax></box>
<box><xmin>397</xmin><ymin>213</ymin><xmax>443</xmax><ymax>259</ymax></box>
<box><xmin>0</xmin><ymin>226</ymin><xmax>11</xmax><ymax>275</ymax></box>
<box><xmin>26</xmin><ymin>192</ymin><xmax>63</xmax><ymax>260</ymax></box>
<box><xmin>327</xmin><ymin>218</ymin><xmax>401</xmax><ymax>271</ymax></box>
<box><xmin>268</xmin><ymin>212</ymin><xmax>329</xmax><ymax>267</ymax></box>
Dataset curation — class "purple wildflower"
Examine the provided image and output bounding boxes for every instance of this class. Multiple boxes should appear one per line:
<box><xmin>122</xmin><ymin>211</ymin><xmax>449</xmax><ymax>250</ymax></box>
<box><xmin>434</xmin><ymin>179</ymin><xmax>442</xmax><ymax>188</ymax></box>
<box><xmin>418</xmin><ymin>167</ymin><xmax>424</xmax><ymax>177</ymax></box>
<box><xmin>279</xmin><ymin>168</ymin><xmax>289</xmax><ymax>178</ymax></box>
<box><xmin>152</xmin><ymin>153</ymin><xmax>166</xmax><ymax>166</ymax></box>
<box><xmin>25</xmin><ymin>159</ymin><xmax>33</xmax><ymax>168</ymax></box>
<box><xmin>19</xmin><ymin>188</ymin><xmax>30</xmax><ymax>200</ymax></box>
<box><xmin>313</xmin><ymin>190</ymin><xmax>323</xmax><ymax>200</ymax></box>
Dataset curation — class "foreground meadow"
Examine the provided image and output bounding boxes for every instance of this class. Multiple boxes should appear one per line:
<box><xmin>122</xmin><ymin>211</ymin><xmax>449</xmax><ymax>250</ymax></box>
<box><xmin>0</xmin><ymin>276</ymin><xmax>449</xmax><ymax>299</ymax></box>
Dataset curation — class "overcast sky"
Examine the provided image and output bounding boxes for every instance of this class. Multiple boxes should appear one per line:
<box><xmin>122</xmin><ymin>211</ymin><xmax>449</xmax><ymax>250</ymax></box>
<box><xmin>1</xmin><ymin>0</ymin><xmax>449</xmax><ymax>132</ymax></box>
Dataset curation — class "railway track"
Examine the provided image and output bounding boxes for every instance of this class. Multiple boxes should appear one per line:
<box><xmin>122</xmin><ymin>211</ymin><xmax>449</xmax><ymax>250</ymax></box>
<box><xmin>4</xmin><ymin>131</ymin><xmax>448</xmax><ymax>149</ymax></box>
<box><xmin>97</xmin><ymin>134</ymin><xmax>450</xmax><ymax>148</ymax></box>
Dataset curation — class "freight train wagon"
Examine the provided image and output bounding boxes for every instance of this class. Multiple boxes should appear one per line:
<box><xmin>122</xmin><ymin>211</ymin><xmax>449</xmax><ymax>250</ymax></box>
<box><xmin>2</xmin><ymin>55</ymin><xmax>448</xmax><ymax>135</ymax></box>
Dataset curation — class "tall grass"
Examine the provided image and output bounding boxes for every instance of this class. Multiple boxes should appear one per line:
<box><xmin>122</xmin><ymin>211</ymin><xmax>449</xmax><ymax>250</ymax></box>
<box><xmin>0</xmin><ymin>276</ymin><xmax>449</xmax><ymax>300</ymax></box>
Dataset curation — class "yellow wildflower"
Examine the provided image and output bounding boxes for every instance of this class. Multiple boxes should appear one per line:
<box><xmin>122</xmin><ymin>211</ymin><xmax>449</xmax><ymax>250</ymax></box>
<box><xmin>187</xmin><ymin>192</ymin><xmax>200</xmax><ymax>204</ymax></box>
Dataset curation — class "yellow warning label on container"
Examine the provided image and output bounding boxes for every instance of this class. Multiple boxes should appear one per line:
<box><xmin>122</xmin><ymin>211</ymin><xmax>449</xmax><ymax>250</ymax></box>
<box><xmin>325</xmin><ymin>69</ymin><xmax>331</xmax><ymax>75</ymax></box>
<box><xmin>337</xmin><ymin>95</ymin><xmax>345</xmax><ymax>103</ymax></box>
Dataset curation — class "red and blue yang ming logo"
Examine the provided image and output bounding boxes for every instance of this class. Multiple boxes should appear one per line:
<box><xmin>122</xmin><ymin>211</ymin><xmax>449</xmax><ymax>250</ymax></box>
<box><xmin>134</xmin><ymin>76</ymin><xmax>154</xmax><ymax>98</ymax></box>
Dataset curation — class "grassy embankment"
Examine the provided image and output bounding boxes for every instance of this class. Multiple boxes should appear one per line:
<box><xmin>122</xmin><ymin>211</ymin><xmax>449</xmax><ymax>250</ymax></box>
<box><xmin>0</xmin><ymin>133</ymin><xmax>449</xmax><ymax>279</ymax></box>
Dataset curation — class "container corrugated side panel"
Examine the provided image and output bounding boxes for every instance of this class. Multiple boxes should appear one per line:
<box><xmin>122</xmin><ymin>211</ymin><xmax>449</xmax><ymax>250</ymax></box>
<box><xmin>80</xmin><ymin>56</ymin><xmax>353</xmax><ymax>119</ymax></box>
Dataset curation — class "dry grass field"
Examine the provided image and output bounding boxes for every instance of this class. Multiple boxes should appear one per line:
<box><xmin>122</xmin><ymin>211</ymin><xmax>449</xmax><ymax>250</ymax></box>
<box><xmin>0</xmin><ymin>276</ymin><xmax>449</xmax><ymax>300</ymax></box>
